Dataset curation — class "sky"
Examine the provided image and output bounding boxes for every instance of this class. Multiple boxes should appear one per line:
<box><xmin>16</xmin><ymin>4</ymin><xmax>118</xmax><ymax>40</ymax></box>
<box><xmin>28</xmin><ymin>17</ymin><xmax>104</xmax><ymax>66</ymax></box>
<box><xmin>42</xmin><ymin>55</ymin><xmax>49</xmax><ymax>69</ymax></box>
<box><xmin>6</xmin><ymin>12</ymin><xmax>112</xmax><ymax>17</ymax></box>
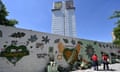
<box><xmin>2</xmin><ymin>0</ymin><xmax>120</xmax><ymax>42</ymax></box>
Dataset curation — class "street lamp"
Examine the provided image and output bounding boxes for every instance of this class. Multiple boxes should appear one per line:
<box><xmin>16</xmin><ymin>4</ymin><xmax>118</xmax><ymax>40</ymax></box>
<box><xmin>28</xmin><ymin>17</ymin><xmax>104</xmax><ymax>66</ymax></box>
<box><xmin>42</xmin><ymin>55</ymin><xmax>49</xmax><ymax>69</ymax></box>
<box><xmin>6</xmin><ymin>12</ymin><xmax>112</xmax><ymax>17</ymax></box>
<box><xmin>0</xmin><ymin>0</ymin><xmax>2</xmax><ymax>11</ymax></box>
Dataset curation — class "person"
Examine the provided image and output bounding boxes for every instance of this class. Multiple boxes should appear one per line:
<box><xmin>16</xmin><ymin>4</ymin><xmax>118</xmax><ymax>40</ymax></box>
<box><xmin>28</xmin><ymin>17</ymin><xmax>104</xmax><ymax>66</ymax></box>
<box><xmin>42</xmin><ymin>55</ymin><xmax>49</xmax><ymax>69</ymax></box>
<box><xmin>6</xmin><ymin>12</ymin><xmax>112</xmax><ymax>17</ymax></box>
<box><xmin>91</xmin><ymin>54</ymin><xmax>99</xmax><ymax>70</ymax></box>
<box><xmin>102</xmin><ymin>54</ymin><xmax>109</xmax><ymax>70</ymax></box>
<box><xmin>47</xmin><ymin>60</ymin><xmax>59</xmax><ymax>72</ymax></box>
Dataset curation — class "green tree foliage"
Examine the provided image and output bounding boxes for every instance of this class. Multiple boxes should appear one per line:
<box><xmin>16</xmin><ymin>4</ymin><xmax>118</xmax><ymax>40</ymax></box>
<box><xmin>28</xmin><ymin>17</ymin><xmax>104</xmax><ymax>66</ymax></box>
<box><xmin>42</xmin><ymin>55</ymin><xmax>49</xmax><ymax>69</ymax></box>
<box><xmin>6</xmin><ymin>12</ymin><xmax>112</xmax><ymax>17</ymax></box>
<box><xmin>0</xmin><ymin>0</ymin><xmax>18</xmax><ymax>26</ymax></box>
<box><xmin>110</xmin><ymin>11</ymin><xmax>120</xmax><ymax>19</ymax></box>
<box><xmin>110</xmin><ymin>10</ymin><xmax>120</xmax><ymax>45</ymax></box>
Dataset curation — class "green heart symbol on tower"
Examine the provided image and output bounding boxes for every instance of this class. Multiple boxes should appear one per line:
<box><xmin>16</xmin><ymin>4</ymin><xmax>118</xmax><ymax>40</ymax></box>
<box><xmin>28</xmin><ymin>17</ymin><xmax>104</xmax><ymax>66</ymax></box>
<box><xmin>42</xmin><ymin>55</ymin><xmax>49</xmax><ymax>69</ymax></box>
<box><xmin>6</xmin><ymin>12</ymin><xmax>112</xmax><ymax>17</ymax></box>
<box><xmin>0</xmin><ymin>45</ymin><xmax>29</xmax><ymax>65</ymax></box>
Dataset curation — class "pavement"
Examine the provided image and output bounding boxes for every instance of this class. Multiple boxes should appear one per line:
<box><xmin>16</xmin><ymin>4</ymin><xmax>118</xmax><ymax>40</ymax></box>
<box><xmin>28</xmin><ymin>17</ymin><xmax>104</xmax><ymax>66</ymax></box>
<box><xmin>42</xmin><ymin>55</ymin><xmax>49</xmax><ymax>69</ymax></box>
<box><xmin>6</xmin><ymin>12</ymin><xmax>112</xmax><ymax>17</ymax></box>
<box><xmin>71</xmin><ymin>63</ymin><xmax>120</xmax><ymax>72</ymax></box>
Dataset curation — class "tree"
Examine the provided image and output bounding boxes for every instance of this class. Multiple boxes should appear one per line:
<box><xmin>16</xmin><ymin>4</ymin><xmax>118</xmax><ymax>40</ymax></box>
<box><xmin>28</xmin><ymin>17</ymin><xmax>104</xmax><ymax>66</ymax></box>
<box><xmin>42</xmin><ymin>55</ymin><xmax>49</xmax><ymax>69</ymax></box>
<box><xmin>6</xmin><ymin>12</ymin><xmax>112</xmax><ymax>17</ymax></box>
<box><xmin>0</xmin><ymin>0</ymin><xmax>18</xmax><ymax>26</ymax></box>
<box><xmin>110</xmin><ymin>10</ymin><xmax>120</xmax><ymax>45</ymax></box>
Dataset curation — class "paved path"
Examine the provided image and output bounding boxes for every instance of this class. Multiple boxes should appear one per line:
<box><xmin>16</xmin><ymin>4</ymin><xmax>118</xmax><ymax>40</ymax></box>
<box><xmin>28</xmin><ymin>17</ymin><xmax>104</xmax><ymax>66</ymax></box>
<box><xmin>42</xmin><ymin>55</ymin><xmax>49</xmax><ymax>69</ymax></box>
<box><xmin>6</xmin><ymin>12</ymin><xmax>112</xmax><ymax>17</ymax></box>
<box><xmin>71</xmin><ymin>63</ymin><xmax>120</xmax><ymax>72</ymax></box>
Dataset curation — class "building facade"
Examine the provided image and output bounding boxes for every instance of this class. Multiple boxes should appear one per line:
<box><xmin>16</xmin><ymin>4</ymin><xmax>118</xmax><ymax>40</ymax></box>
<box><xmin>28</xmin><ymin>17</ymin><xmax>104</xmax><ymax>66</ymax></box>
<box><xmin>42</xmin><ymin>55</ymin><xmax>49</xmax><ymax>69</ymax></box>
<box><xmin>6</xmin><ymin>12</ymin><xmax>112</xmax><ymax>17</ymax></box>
<box><xmin>51</xmin><ymin>0</ymin><xmax>76</xmax><ymax>37</ymax></box>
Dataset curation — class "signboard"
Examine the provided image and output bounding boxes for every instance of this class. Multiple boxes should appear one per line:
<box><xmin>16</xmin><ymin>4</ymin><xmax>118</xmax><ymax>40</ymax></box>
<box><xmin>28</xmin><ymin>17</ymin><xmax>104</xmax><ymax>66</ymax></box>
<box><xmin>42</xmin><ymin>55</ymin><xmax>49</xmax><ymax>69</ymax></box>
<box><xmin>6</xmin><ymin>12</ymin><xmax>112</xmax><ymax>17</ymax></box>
<box><xmin>54</xmin><ymin>1</ymin><xmax>62</xmax><ymax>10</ymax></box>
<box><xmin>65</xmin><ymin>1</ymin><xmax>74</xmax><ymax>9</ymax></box>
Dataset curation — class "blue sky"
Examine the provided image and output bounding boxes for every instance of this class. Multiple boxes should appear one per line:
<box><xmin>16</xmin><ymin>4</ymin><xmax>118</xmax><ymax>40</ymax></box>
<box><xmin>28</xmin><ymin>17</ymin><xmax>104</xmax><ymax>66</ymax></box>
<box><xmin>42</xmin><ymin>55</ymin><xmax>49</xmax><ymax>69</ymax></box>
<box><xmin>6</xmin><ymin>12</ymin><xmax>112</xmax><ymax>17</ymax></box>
<box><xmin>2</xmin><ymin>0</ymin><xmax>120</xmax><ymax>42</ymax></box>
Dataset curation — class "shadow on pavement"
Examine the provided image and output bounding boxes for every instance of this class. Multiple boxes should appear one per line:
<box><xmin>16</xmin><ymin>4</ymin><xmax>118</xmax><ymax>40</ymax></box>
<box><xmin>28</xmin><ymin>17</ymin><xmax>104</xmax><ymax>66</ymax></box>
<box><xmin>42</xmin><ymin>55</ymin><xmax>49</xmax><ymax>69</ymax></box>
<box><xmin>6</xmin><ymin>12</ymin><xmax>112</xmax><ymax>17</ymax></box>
<box><xmin>97</xmin><ymin>69</ymin><xmax>116</xmax><ymax>71</ymax></box>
